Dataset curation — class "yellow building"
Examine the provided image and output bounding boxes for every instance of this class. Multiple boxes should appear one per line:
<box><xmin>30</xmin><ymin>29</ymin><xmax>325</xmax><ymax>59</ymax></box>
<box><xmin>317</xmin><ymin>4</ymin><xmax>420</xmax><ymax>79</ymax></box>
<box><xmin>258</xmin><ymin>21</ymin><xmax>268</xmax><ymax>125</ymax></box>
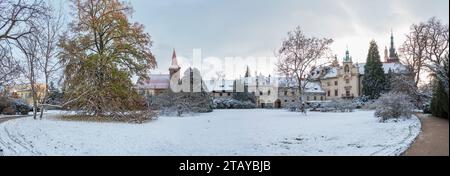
<box><xmin>9</xmin><ymin>84</ymin><xmax>47</xmax><ymax>105</ymax></box>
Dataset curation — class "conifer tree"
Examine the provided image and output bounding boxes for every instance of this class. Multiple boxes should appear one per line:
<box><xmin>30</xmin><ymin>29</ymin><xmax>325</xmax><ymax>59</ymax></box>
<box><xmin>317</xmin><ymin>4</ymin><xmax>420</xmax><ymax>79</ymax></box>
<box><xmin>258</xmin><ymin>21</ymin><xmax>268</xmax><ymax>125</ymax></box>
<box><xmin>362</xmin><ymin>40</ymin><xmax>387</xmax><ymax>99</ymax></box>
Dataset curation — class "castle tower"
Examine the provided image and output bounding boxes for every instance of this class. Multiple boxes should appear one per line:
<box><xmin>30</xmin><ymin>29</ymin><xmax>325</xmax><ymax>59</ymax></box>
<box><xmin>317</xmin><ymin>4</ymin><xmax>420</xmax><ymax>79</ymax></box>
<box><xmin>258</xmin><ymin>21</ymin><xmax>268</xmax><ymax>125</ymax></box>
<box><xmin>388</xmin><ymin>31</ymin><xmax>399</xmax><ymax>63</ymax></box>
<box><xmin>343</xmin><ymin>47</ymin><xmax>352</xmax><ymax>64</ymax></box>
<box><xmin>331</xmin><ymin>55</ymin><xmax>340</xmax><ymax>67</ymax></box>
<box><xmin>169</xmin><ymin>49</ymin><xmax>181</xmax><ymax>78</ymax></box>
<box><xmin>343</xmin><ymin>48</ymin><xmax>353</xmax><ymax>75</ymax></box>
<box><xmin>384</xmin><ymin>46</ymin><xmax>389</xmax><ymax>63</ymax></box>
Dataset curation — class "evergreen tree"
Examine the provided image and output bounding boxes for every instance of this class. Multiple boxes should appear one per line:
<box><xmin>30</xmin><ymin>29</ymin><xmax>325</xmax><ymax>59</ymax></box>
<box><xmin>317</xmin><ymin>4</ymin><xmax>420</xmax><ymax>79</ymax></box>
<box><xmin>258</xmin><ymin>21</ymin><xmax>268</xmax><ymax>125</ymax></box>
<box><xmin>362</xmin><ymin>40</ymin><xmax>387</xmax><ymax>99</ymax></box>
<box><xmin>430</xmin><ymin>56</ymin><xmax>449</xmax><ymax>119</ymax></box>
<box><xmin>431</xmin><ymin>79</ymin><xmax>449</xmax><ymax>119</ymax></box>
<box><xmin>385</xmin><ymin>69</ymin><xmax>393</xmax><ymax>92</ymax></box>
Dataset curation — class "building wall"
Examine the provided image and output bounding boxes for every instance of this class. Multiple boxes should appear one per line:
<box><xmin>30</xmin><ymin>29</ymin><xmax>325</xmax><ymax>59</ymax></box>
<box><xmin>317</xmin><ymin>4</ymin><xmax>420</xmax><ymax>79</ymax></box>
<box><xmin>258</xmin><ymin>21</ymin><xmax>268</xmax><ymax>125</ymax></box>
<box><xmin>337</xmin><ymin>62</ymin><xmax>361</xmax><ymax>99</ymax></box>
<box><xmin>274</xmin><ymin>87</ymin><xmax>300</xmax><ymax>108</ymax></box>
<box><xmin>321</xmin><ymin>62</ymin><xmax>361</xmax><ymax>100</ymax></box>
<box><xmin>322</xmin><ymin>77</ymin><xmax>340</xmax><ymax>100</ymax></box>
<box><xmin>9</xmin><ymin>84</ymin><xmax>47</xmax><ymax>105</ymax></box>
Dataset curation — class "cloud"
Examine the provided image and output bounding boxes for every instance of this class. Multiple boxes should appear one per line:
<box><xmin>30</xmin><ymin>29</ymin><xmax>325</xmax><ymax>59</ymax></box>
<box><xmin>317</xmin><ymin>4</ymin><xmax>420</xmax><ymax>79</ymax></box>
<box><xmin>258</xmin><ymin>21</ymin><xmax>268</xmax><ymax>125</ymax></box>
<box><xmin>128</xmin><ymin>0</ymin><xmax>449</xmax><ymax>78</ymax></box>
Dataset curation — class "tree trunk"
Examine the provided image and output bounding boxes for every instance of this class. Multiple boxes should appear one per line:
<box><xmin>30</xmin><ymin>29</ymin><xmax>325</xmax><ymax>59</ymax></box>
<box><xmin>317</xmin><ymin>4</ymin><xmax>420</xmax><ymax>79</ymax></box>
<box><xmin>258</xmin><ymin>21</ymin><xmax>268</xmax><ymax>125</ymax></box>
<box><xmin>39</xmin><ymin>75</ymin><xmax>49</xmax><ymax>120</ymax></box>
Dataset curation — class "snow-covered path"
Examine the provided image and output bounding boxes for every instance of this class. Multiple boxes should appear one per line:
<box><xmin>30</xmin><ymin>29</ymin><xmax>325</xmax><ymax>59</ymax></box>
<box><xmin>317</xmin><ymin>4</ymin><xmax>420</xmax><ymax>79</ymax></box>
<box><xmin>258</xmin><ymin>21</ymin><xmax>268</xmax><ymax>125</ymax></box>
<box><xmin>0</xmin><ymin>110</ymin><xmax>420</xmax><ymax>156</ymax></box>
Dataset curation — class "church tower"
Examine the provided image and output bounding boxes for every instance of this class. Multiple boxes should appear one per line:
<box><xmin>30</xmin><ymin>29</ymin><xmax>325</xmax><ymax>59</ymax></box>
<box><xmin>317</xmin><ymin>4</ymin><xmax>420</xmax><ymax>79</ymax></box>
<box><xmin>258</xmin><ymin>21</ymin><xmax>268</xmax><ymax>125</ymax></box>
<box><xmin>387</xmin><ymin>31</ymin><xmax>399</xmax><ymax>63</ymax></box>
<box><xmin>342</xmin><ymin>48</ymin><xmax>353</xmax><ymax>74</ymax></box>
<box><xmin>384</xmin><ymin>46</ymin><xmax>389</xmax><ymax>63</ymax></box>
<box><xmin>169</xmin><ymin>49</ymin><xmax>181</xmax><ymax>79</ymax></box>
<box><xmin>343</xmin><ymin>47</ymin><xmax>352</xmax><ymax>64</ymax></box>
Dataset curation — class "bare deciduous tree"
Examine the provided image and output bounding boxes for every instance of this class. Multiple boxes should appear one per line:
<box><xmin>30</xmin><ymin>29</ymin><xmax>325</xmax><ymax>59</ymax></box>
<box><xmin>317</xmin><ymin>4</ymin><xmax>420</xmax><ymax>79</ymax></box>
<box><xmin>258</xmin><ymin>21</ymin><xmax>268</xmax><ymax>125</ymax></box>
<box><xmin>400</xmin><ymin>22</ymin><xmax>429</xmax><ymax>87</ymax></box>
<box><xmin>0</xmin><ymin>0</ymin><xmax>48</xmax><ymax>86</ymax></box>
<box><xmin>15</xmin><ymin>34</ymin><xmax>40</xmax><ymax>119</ymax></box>
<box><xmin>275</xmin><ymin>26</ymin><xmax>333</xmax><ymax>105</ymax></box>
<box><xmin>0</xmin><ymin>45</ymin><xmax>21</xmax><ymax>85</ymax></box>
<box><xmin>423</xmin><ymin>17</ymin><xmax>449</xmax><ymax>96</ymax></box>
<box><xmin>37</xmin><ymin>4</ymin><xmax>65</xmax><ymax>119</ymax></box>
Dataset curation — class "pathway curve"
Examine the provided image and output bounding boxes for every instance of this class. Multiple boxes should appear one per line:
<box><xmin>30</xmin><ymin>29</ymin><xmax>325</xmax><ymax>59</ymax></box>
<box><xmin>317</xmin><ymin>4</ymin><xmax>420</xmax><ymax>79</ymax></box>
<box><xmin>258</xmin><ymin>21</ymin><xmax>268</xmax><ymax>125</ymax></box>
<box><xmin>403</xmin><ymin>114</ymin><xmax>449</xmax><ymax>156</ymax></box>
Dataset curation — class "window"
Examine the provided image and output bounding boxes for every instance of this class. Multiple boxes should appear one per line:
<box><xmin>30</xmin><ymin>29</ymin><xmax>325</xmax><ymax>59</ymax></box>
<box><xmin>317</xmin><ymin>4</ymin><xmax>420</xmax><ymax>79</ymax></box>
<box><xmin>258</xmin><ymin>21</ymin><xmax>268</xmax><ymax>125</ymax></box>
<box><xmin>285</xmin><ymin>100</ymin><xmax>288</xmax><ymax>103</ymax></box>
<box><xmin>345</xmin><ymin>65</ymin><xmax>350</xmax><ymax>73</ymax></box>
<box><xmin>327</xmin><ymin>91</ymin><xmax>331</xmax><ymax>97</ymax></box>
<box><xmin>346</xmin><ymin>79</ymin><xmax>350</xmax><ymax>84</ymax></box>
<box><xmin>307</xmin><ymin>96</ymin><xmax>310</xmax><ymax>101</ymax></box>
<box><xmin>346</xmin><ymin>91</ymin><xmax>350</xmax><ymax>96</ymax></box>
<box><xmin>292</xmin><ymin>100</ymin><xmax>295</xmax><ymax>102</ymax></box>
<box><xmin>335</xmin><ymin>90</ymin><xmax>338</xmax><ymax>96</ymax></box>
<box><xmin>327</xmin><ymin>82</ymin><xmax>331</xmax><ymax>86</ymax></box>
<box><xmin>321</xmin><ymin>96</ymin><xmax>324</xmax><ymax>101</ymax></box>
<box><xmin>260</xmin><ymin>92</ymin><xmax>263</xmax><ymax>96</ymax></box>
<box><xmin>284</xmin><ymin>91</ymin><xmax>288</xmax><ymax>96</ymax></box>
<box><xmin>228</xmin><ymin>93</ymin><xmax>231</xmax><ymax>96</ymax></box>
<box><xmin>219</xmin><ymin>93</ymin><xmax>223</xmax><ymax>97</ymax></box>
<box><xmin>292</xmin><ymin>91</ymin><xmax>295</xmax><ymax>96</ymax></box>
<box><xmin>268</xmin><ymin>90</ymin><xmax>271</xmax><ymax>95</ymax></box>
<box><xmin>335</xmin><ymin>81</ymin><xmax>338</xmax><ymax>86</ymax></box>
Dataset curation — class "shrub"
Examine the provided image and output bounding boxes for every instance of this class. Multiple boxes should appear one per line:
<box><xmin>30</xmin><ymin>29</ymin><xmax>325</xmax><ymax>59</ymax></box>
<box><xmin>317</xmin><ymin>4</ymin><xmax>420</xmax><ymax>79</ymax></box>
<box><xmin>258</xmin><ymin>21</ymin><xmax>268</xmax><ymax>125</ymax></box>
<box><xmin>320</xmin><ymin>99</ymin><xmax>355</xmax><ymax>112</ymax></box>
<box><xmin>285</xmin><ymin>102</ymin><xmax>302</xmax><ymax>112</ymax></box>
<box><xmin>2</xmin><ymin>107</ymin><xmax>15</xmax><ymax>115</ymax></box>
<box><xmin>16</xmin><ymin>104</ymin><xmax>30</xmax><ymax>115</ymax></box>
<box><xmin>213</xmin><ymin>98</ymin><xmax>256</xmax><ymax>109</ymax></box>
<box><xmin>375</xmin><ymin>92</ymin><xmax>415</xmax><ymax>122</ymax></box>
<box><xmin>0</xmin><ymin>96</ymin><xmax>11</xmax><ymax>114</ymax></box>
<box><xmin>154</xmin><ymin>91</ymin><xmax>213</xmax><ymax>116</ymax></box>
<box><xmin>13</xmin><ymin>100</ymin><xmax>31</xmax><ymax>115</ymax></box>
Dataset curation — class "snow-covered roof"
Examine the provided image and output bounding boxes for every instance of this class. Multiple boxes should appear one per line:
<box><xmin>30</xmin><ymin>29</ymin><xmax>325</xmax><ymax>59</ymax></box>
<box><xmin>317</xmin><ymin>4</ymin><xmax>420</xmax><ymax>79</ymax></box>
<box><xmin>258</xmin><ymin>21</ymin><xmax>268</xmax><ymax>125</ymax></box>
<box><xmin>276</xmin><ymin>77</ymin><xmax>298</xmax><ymax>87</ymax></box>
<box><xmin>136</xmin><ymin>74</ymin><xmax>170</xmax><ymax>89</ymax></box>
<box><xmin>323</xmin><ymin>67</ymin><xmax>338</xmax><ymax>79</ymax></box>
<box><xmin>357</xmin><ymin>62</ymin><xmax>408</xmax><ymax>75</ymax></box>
<box><xmin>304</xmin><ymin>82</ymin><xmax>325</xmax><ymax>93</ymax></box>
<box><xmin>204</xmin><ymin>80</ymin><xmax>235</xmax><ymax>92</ymax></box>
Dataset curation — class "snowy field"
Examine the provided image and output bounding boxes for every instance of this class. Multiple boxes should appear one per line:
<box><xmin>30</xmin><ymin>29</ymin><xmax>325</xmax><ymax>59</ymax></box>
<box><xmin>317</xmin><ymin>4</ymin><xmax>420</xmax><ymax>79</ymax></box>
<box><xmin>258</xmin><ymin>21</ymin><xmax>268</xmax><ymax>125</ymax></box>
<box><xmin>0</xmin><ymin>109</ymin><xmax>420</xmax><ymax>156</ymax></box>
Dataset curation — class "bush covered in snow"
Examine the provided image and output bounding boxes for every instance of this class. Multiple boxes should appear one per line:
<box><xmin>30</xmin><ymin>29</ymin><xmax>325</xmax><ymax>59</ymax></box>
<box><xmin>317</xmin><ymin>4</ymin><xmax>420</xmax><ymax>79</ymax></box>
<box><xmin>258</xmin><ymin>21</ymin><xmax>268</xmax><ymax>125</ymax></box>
<box><xmin>375</xmin><ymin>92</ymin><xmax>415</xmax><ymax>122</ymax></box>
<box><xmin>213</xmin><ymin>98</ymin><xmax>256</xmax><ymax>109</ymax></box>
<box><xmin>285</xmin><ymin>102</ymin><xmax>308</xmax><ymax>112</ymax></box>
<box><xmin>232</xmin><ymin>92</ymin><xmax>256</xmax><ymax>104</ymax></box>
<box><xmin>0</xmin><ymin>96</ymin><xmax>30</xmax><ymax>115</ymax></box>
<box><xmin>319</xmin><ymin>99</ymin><xmax>356</xmax><ymax>112</ymax></box>
<box><xmin>154</xmin><ymin>91</ymin><xmax>213</xmax><ymax>117</ymax></box>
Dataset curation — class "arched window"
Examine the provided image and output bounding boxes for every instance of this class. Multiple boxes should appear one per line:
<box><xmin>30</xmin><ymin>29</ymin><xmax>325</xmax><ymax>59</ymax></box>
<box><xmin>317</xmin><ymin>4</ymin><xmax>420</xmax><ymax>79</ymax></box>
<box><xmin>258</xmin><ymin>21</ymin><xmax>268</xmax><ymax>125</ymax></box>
<box><xmin>344</xmin><ymin>65</ymin><xmax>350</xmax><ymax>73</ymax></box>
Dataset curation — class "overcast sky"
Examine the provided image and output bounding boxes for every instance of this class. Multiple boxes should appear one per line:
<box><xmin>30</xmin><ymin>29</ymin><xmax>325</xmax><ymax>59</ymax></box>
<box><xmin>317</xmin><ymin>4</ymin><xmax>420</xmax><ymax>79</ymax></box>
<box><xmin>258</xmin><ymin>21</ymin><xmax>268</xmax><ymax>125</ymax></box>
<box><xmin>56</xmin><ymin>0</ymin><xmax>449</xmax><ymax>80</ymax></box>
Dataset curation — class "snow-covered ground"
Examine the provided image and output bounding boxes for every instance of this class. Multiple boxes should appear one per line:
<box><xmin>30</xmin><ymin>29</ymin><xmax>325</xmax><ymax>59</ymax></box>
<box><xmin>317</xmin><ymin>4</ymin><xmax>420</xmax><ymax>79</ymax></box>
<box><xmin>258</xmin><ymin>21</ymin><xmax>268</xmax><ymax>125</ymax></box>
<box><xmin>0</xmin><ymin>109</ymin><xmax>420</xmax><ymax>156</ymax></box>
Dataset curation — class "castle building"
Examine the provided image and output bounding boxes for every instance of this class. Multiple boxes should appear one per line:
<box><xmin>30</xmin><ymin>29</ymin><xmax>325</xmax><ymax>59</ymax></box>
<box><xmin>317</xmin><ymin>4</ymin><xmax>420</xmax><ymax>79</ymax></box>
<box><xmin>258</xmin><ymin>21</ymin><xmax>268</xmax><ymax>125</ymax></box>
<box><xmin>136</xmin><ymin>33</ymin><xmax>410</xmax><ymax>108</ymax></box>
<box><xmin>136</xmin><ymin>49</ymin><xmax>207</xmax><ymax>97</ymax></box>
<box><xmin>312</xmin><ymin>33</ymin><xmax>409</xmax><ymax>100</ymax></box>
<box><xmin>136</xmin><ymin>49</ymin><xmax>180</xmax><ymax>97</ymax></box>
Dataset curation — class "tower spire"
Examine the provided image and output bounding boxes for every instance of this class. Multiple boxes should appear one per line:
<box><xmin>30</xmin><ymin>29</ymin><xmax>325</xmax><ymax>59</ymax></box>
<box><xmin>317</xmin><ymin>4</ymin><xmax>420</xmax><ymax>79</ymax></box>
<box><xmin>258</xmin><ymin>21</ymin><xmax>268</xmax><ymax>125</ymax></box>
<box><xmin>169</xmin><ymin>49</ymin><xmax>181</xmax><ymax>78</ymax></box>
<box><xmin>170</xmin><ymin>49</ymin><xmax>180</xmax><ymax>69</ymax></box>
<box><xmin>388</xmin><ymin>30</ymin><xmax>399</xmax><ymax>63</ymax></box>
<box><xmin>343</xmin><ymin>46</ymin><xmax>352</xmax><ymax>63</ymax></box>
